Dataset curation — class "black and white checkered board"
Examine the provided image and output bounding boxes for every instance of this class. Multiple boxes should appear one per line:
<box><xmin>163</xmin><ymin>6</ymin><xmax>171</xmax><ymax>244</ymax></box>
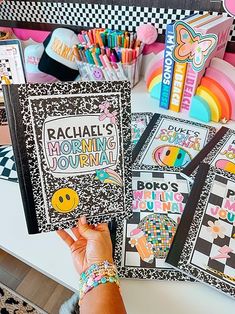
<box><xmin>0</xmin><ymin>145</ymin><xmax>18</xmax><ymax>182</ymax></box>
<box><xmin>123</xmin><ymin>170</ymin><xmax>189</xmax><ymax>269</ymax></box>
<box><xmin>0</xmin><ymin>59</ymin><xmax>13</xmax><ymax>92</ymax></box>
<box><xmin>191</xmin><ymin>175</ymin><xmax>235</xmax><ymax>283</ymax></box>
<box><xmin>0</xmin><ymin>1</ymin><xmax>235</xmax><ymax>42</ymax></box>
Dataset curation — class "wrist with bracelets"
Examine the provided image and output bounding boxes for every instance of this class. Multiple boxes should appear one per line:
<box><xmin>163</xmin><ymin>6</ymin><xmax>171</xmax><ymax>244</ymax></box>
<box><xmin>78</xmin><ymin>260</ymin><xmax>120</xmax><ymax>303</ymax></box>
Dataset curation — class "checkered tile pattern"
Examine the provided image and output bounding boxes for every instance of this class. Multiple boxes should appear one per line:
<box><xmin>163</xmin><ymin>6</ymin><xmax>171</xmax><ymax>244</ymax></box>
<box><xmin>1</xmin><ymin>1</ymin><xmax>234</xmax><ymax>41</ymax></box>
<box><xmin>0</xmin><ymin>145</ymin><xmax>18</xmax><ymax>182</ymax></box>
<box><xmin>191</xmin><ymin>176</ymin><xmax>235</xmax><ymax>282</ymax></box>
<box><xmin>124</xmin><ymin>170</ymin><xmax>190</xmax><ymax>268</ymax></box>
<box><xmin>0</xmin><ymin>59</ymin><xmax>13</xmax><ymax>94</ymax></box>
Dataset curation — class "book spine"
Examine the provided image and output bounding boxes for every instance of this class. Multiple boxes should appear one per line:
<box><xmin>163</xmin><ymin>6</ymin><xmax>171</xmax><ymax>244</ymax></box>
<box><xmin>159</xmin><ymin>23</ymin><xmax>175</xmax><ymax>109</ymax></box>
<box><xmin>3</xmin><ymin>84</ymin><xmax>39</xmax><ymax>234</ymax></box>
<box><xmin>166</xmin><ymin>163</ymin><xmax>210</xmax><ymax>266</ymax></box>
<box><xmin>183</xmin><ymin>126</ymin><xmax>229</xmax><ymax>176</ymax></box>
<box><xmin>169</xmin><ymin>62</ymin><xmax>187</xmax><ymax>112</ymax></box>
<box><xmin>180</xmin><ymin>64</ymin><xmax>198</xmax><ymax>113</ymax></box>
<box><xmin>180</xmin><ymin>19</ymin><xmax>232</xmax><ymax>113</ymax></box>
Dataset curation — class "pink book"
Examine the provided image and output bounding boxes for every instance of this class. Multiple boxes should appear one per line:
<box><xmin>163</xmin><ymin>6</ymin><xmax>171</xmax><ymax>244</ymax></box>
<box><xmin>181</xmin><ymin>15</ymin><xmax>234</xmax><ymax>113</ymax></box>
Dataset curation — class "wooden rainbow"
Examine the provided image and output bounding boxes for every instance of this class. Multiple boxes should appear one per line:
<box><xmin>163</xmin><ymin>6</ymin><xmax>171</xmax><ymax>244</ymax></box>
<box><xmin>146</xmin><ymin>57</ymin><xmax>163</xmax><ymax>100</ymax></box>
<box><xmin>190</xmin><ymin>57</ymin><xmax>235</xmax><ymax>123</ymax></box>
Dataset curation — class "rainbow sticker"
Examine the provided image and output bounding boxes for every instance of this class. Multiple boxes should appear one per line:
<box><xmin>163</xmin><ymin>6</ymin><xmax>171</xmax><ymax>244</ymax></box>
<box><xmin>153</xmin><ymin>145</ymin><xmax>192</xmax><ymax>167</ymax></box>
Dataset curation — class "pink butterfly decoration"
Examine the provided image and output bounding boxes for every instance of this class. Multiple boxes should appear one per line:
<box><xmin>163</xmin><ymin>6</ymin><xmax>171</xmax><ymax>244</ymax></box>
<box><xmin>99</xmin><ymin>101</ymin><xmax>117</xmax><ymax>124</ymax></box>
<box><xmin>174</xmin><ymin>21</ymin><xmax>218</xmax><ymax>71</ymax></box>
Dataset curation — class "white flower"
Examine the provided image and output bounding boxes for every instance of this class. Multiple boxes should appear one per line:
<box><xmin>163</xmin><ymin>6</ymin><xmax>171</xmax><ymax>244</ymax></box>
<box><xmin>207</xmin><ymin>220</ymin><xmax>225</xmax><ymax>239</ymax></box>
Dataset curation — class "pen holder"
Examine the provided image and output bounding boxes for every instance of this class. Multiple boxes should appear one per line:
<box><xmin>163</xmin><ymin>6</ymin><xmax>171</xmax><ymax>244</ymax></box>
<box><xmin>76</xmin><ymin>53</ymin><xmax>143</xmax><ymax>88</ymax></box>
<box><xmin>122</xmin><ymin>53</ymin><xmax>143</xmax><ymax>88</ymax></box>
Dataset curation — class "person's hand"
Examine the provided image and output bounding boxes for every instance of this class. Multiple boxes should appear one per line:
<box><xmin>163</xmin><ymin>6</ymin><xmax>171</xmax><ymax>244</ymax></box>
<box><xmin>57</xmin><ymin>216</ymin><xmax>113</xmax><ymax>274</ymax></box>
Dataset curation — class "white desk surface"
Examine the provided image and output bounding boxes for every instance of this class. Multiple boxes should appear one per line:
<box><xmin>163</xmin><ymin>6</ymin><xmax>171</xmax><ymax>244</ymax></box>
<box><xmin>0</xmin><ymin>81</ymin><xmax>234</xmax><ymax>314</ymax></box>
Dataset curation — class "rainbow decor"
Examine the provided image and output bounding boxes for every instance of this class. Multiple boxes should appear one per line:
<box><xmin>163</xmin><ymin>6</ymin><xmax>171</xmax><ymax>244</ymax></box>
<box><xmin>190</xmin><ymin>57</ymin><xmax>235</xmax><ymax>123</ymax></box>
<box><xmin>150</xmin><ymin>82</ymin><xmax>162</xmax><ymax>100</ymax></box>
<box><xmin>200</xmin><ymin>77</ymin><xmax>231</xmax><ymax>121</ymax></box>
<box><xmin>196</xmin><ymin>85</ymin><xmax>221</xmax><ymax>122</ymax></box>
<box><xmin>146</xmin><ymin>53</ymin><xmax>164</xmax><ymax>100</ymax></box>
<box><xmin>190</xmin><ymin>95</ymin><xmax>211</xmax><ymax>123</ymax></box>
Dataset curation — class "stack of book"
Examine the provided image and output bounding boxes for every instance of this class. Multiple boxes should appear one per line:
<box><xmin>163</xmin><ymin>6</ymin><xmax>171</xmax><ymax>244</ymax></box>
<box><xmin>159</xmin><ymin>13</ymin><xmax>233</xmax><ymax>114</ymax></box>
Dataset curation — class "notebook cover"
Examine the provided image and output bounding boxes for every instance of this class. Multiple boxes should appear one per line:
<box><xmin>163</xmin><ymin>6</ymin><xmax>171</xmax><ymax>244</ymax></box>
<box><xmin>183</xmin><ymin>127</ymin><xmax>235</xmax><ymax>177</ymax></box>
<box><xmin>131</xmin><ymin>112</ymin><xmax>153</xmax><ymax>147</ymax></box>
<box><xmin>114</xmin><ymin>168</ymin><xmax>192</xmax><ymax>280</ymax></box>
<box><xmin>132</xmin><ymin>113</ymin><xmax>216</xmax><ymax>172</ymax></box>
<box><xmin>166</xmin><ymin>164</ymin><xmax>235</xmax><ymax>298</ymax></box>
<box><xmin>3</xmin><ymin>80</ymin><xmax>132</xmax><ymax>234</ymax></box>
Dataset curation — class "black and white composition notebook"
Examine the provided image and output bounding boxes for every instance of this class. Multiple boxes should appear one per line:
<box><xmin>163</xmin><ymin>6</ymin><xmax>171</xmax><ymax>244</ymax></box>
<box><xmin>114</xmin><ymin>168</ymin><xmax>192</xmax><ymax>281</ymax></box>
<box><xmin>167</xmin><ymin>164</ymin><xmax>235</xmax><ymax>298</ymax></box>
<box><xmin>132</xmin><ymin>113</ymin><xmax>217</xmax><ymax>172</ymax></box>
<box><xmin>183</xmin><ymin>127</ymin><xmax>235</xmax><ymax>176</ymax></box>
<box><xmin>3</xmin><ymin>80</ymin><xmax>132</xmax><ymax>234</ymax></box>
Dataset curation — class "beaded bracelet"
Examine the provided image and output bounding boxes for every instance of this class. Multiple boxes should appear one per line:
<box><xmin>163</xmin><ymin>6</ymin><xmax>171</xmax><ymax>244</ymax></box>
<box><xmin>78</xmin><ymin>260</ymin><xmax>120</xmax><ymax>303</ymax></box>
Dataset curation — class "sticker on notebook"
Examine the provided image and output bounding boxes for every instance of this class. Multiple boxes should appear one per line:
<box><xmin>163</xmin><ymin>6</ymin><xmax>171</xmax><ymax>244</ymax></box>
<box><xmin>210</xmin><ymin>133</ymin><xmax>235</xmax><ymax>174</ymax></box>
<box><xmin>153</xmin><ymin>145</ymin><xmax>192</xmax><ymax>167</ymax></box>
<box><xmin>138</xmin><ymin>214</ymin><xmax>177</xmax><ymax>259</ymax></box>
<box><xmin>173</xmin><ymin>20</ymin><xmax>218</xmax><ymax>72</ymax></box>
<box><xmin>51</xmin><ymin>187</ymin><xmax>79</xmax><ymax>213</ymax></box>
<box><xmin>129</xmin><ymin>228</ymin><xmax>154</xmax><ymax>263</ymax></box>
<box><xmin>42</xmin><ymin>113</ymin><xmax>119</xmax><ymax>177</ymax></box>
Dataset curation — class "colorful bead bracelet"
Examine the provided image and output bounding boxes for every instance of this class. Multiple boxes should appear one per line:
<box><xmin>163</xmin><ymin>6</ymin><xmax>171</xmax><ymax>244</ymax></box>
<box><xmin>78</xmin><ymin>260</ymin><xmax>120</xmax><ymax>303</ymax></box>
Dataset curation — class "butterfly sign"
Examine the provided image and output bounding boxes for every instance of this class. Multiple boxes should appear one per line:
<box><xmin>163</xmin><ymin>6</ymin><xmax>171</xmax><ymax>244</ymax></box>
<box><xmin>172</xmin><ymin>21</ymin><xmax>218</xmax><ymax>72</ymax></box>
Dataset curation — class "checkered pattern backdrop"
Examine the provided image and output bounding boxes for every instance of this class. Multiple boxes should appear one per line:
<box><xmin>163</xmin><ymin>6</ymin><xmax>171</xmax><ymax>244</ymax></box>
<box><xmin>191</xmin><ymin>175</ymin><xmax>235</xmax><ymax>282</ymax></box>
<box><xmin>0</xmin><ymin>59</ymin><xmax>13</xmax><ymax>95</ymax></box>
<box><xmin>0</xmin><ymin>1</ymin><xmax>235</xmax><ymax>41</ymax></box>
<box><xmin>0</xmin><ymin>145</ymin><xmax>18</xmax><ymax>182</ymax></box>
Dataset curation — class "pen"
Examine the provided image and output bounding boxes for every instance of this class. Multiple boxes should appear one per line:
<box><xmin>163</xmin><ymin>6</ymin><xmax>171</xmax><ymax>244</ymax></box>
<box><xmin>103</xmin><ymin>54</ymin><xmax>118</xmax><ymax>80</ymax></box>
<box><xmin>92</xmin><ymin>51</ymin><xmax>99</xmax><ymax>66</ymax></box>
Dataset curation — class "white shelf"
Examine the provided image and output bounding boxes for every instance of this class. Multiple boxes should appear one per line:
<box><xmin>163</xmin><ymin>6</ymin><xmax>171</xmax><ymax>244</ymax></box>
<box><xmin>0</xmin><ymin>82</ymin><xmax>234</xmax><ymax>314</ymax></box>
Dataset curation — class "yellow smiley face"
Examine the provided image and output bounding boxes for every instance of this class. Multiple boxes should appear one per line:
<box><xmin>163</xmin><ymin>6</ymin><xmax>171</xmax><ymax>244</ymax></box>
<box><xmin>51</xmin><ymin>188</ymin><xmax>79</xmax><ymax>213</ymax></box>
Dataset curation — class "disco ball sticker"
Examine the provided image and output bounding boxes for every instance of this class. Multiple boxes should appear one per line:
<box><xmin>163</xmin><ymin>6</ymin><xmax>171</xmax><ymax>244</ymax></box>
<box><xmin>138</xmin><ymin>214</ymin><xmax>177</xmax><ymax>259</ymax></box>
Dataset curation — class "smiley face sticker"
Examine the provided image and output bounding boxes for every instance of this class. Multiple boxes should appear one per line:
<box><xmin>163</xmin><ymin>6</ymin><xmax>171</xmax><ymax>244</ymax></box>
<box><xmin>92</xmin><ymin>67</ymin><xmax>104</xmax><ymax>80</ymax></box>
<box><xmin>51</xmin><ymin>188</ymin><xmax>79</xmax><ymax>213</ymax></box>
<box><xmin>153</xmin><ymin>145</ymin><xmax>192</xmax><ymax>167</ymax></box>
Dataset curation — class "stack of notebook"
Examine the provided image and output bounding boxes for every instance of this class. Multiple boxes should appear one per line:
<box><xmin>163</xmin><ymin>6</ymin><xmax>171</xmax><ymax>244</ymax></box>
<box><xmin>3</xmin><ymin>79</ymin><xmax>234</xmax><ymax>298</ymax></box>
<box><xmin>116</xmin><ymin>112</ymin><xmax>234</xmax><ymax>298</ymax></box>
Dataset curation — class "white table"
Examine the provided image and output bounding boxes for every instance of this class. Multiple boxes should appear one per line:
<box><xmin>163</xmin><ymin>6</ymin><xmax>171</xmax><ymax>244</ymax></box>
<box><xmin>0</xmin><ymin>81</ymin><xmax>234</xmax><ymax>314</ymax></box>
